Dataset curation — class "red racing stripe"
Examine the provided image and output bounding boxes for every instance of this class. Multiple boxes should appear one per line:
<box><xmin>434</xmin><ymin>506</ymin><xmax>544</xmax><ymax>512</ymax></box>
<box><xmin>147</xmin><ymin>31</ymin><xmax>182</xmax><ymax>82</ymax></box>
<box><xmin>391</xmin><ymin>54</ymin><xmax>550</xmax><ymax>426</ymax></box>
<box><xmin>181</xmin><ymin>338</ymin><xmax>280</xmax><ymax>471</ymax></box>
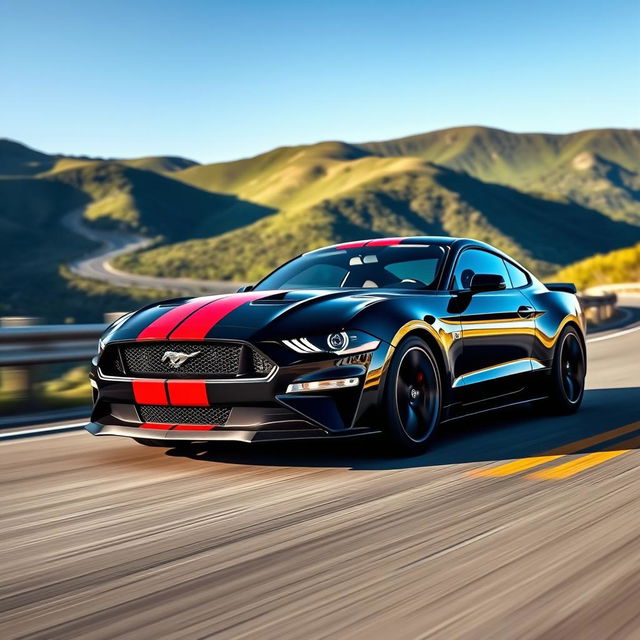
<box><xmin>133</xmin><ymin>380</ymin><xmax>168</xmax><ymax>405</ymax></box>
<box><xmin>167</xmin><ymin>380</ymin><xmax>209</xmax><ymax>406</ymax></box>
<box><xmin>172</xmin><ymin>424</ymin><xmax>215</xmax><ymax>431</ymax></box>
<box><xmin>140</xmin><ymin>423</ymin><xmax>169</xmax><ymax>430</ymax></box>
<box><xmin>365</xmin><ymin>237</ymin><xmax>404</xmax><ymax>247</ymax></box>
<box><xmin>137</xmin><ymin>295</ymin><xmax>225</xmax><ymax>340</ymax></box>
<box><xmin>168</xmin><ymin>291</ymin><xmax>274</xmax><ymax>340</ymax></box>
<box><xmin>334</xmin><ymin>240</ymin><xmax>370</xmax><ymax>250</ymax></box>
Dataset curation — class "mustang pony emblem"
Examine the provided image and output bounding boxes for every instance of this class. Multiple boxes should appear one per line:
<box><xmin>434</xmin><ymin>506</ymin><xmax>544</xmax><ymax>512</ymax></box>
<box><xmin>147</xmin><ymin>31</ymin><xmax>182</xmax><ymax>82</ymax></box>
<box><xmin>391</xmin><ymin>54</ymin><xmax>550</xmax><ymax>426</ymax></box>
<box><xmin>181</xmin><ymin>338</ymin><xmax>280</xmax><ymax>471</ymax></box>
<box><xmin>161</xmin><ymin>350</ymin><xmax>201</xmax><ymax>369</ymax></box>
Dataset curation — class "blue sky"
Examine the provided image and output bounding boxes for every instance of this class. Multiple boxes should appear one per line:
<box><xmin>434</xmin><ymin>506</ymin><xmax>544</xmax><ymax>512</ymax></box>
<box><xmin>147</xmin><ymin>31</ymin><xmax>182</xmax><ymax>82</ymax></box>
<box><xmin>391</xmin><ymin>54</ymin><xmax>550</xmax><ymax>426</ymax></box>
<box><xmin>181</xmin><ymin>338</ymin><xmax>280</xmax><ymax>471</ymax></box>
<box><xmin>1</xmin><ymin>0</ymin><xmax>639</xmax><ymax>163</ymax></box>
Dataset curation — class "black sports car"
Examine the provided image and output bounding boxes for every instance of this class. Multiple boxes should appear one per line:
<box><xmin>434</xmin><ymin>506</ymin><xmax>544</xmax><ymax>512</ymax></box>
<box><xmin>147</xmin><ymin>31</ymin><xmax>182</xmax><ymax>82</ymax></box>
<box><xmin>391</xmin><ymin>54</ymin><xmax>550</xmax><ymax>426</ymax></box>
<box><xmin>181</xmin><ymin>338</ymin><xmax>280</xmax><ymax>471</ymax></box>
<box><xmin>87</xmin><ymin>237</ymin><xmax>586</xmax><ymax>454</ymax></box>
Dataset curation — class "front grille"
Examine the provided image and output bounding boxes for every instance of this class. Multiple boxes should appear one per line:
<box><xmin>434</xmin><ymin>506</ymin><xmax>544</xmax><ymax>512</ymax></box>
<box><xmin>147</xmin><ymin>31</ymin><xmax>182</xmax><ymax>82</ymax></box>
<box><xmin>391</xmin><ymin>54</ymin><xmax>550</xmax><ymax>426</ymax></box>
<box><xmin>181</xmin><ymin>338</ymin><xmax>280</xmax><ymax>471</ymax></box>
<box><xmin>122</xmin><ymin>342</ymin><xmax>241</xmax><ymax>375</ymax></box>
<box><xmin>113</xmin><ymin>341</ymin><xmax>275</xmax><ymax>379</ymax></box>
<box><xmin>138</xmin><ymin>405</ymin><xmax>231</xmax><ymax>426</ymax></box>
<box><xmin>252</xmin><ymin>350</ymin><xmax>273</xmax><ymax>375</ymax></box>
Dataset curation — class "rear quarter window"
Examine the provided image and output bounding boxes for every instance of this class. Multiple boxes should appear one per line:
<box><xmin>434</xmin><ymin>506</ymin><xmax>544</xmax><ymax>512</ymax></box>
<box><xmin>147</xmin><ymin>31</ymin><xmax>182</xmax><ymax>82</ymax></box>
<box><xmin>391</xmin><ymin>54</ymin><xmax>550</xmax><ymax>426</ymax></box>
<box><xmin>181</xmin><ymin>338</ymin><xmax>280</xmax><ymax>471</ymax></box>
<box><xmin>505</xmin><ymin>262</ymin><xmax>529</xmax><ymax>288</ymax></box>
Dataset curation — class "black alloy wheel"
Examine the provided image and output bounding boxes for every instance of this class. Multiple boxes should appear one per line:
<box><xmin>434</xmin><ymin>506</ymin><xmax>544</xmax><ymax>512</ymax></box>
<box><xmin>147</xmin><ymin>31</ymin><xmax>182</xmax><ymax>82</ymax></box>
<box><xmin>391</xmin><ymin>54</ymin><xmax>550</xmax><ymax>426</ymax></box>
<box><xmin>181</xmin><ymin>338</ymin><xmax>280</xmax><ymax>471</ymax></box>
<box><xmin>382</xmin><ymin>336</ymin><xmax>442</xmax><ymax>455</ymax></box>
<box><xmin>545</xmin><ymin>325</ymin><xmax>586</xmax><ymax>414</ymax></box>
<box><xmin>560</xmin><ymin>331</ymin><xmax>586</xmax><ymax>404</ymax></box>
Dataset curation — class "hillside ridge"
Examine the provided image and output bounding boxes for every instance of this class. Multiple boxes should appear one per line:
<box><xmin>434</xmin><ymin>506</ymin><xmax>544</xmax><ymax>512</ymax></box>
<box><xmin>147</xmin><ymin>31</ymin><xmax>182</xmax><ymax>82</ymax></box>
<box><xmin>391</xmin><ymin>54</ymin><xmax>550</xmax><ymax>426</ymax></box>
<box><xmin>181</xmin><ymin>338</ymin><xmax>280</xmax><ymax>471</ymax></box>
<box><xmin>2</xmin><ymin>126</ymin><xmax>639</xmax><ymax>320</ymax></box>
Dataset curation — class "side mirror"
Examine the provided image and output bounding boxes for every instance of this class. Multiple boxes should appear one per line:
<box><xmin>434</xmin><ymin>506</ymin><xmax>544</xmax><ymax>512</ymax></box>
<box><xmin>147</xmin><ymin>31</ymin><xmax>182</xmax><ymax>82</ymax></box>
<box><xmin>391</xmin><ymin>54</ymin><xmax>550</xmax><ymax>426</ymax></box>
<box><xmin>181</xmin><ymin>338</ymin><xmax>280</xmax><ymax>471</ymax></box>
<box><xmin>469</xmin><ymin>273</ymin><xmax>506</xmax><ymax>293</ymax></box>
<box><xmin>236</xmin><ymin>284</ymin><xmax>254</xmax><ymax>293</ymax></box>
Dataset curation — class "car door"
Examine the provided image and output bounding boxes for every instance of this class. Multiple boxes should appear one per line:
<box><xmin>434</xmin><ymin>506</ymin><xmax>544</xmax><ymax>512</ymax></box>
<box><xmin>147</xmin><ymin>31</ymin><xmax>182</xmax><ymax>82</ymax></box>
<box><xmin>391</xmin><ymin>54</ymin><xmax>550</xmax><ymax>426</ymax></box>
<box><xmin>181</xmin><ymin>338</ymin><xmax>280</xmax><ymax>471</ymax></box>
<box><xmin>449</xmin><ymin>248</ymin><xmax>536</xmax><ymax>404</ymax></box>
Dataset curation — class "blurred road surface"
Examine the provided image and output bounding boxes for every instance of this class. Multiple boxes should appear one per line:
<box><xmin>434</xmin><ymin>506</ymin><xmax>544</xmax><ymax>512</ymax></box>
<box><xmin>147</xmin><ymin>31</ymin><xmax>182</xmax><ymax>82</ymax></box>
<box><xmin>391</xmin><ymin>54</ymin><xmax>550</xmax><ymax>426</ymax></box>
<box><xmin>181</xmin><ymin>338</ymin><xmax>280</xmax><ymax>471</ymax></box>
<box><xmin>1</xmin><ymin>299</ymin><xmax>639</xmax><ymax>639</ymax></box>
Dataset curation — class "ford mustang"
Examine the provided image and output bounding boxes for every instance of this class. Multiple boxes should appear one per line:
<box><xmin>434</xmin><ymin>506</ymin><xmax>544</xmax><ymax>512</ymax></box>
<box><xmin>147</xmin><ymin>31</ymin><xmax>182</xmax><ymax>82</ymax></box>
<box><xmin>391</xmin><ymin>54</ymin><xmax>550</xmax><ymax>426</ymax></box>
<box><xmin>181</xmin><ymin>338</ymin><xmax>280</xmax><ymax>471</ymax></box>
<box><xmin>86</xmin><ymin>237</ymin><xmax>586</xmax><ymax>455</ymax></box>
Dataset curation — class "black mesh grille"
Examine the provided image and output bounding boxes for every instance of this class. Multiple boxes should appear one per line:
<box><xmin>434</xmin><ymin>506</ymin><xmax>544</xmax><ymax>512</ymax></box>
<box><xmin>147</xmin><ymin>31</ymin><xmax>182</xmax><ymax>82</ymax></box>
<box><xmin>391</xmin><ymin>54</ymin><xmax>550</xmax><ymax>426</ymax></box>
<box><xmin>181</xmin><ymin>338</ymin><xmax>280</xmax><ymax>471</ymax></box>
<box><xmin>122</xmin><ymin>342</ymin><xmax>240</xmax><ymax>375</ymax></box>
<box><xmin>116</xmin><ymin>341</ymin><xmax>274</xmax><ymax>378</ymax></box>
<box><xmin>138</xmin><ymin>405</ymin><xmax>231</xmax><ymax>426</ymax></box>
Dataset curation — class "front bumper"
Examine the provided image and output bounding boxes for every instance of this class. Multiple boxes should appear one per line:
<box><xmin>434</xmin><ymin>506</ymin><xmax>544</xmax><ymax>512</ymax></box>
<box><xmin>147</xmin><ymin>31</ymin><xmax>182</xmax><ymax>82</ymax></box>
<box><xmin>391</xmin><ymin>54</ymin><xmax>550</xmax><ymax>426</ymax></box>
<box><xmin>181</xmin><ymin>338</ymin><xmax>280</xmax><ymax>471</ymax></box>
<box><xmin>87</xmin><ymin>338</ymin><xmax>391</xmax><ymax>442</ymax></box>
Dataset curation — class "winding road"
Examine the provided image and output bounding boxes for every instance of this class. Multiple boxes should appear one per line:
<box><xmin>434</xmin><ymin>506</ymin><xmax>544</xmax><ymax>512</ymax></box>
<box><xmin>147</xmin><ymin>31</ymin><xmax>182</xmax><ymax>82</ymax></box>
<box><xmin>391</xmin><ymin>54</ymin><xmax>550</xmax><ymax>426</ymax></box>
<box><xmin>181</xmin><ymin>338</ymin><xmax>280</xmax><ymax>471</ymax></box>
<box><xmin>62</xmin><ymin>209</ymin><xmax>240</xmax><ymax>296</ymax></box>
<box><xmin>1</xmin><ymin>299</ymin><xmax>640</xmax><ymax>639</ymax></box>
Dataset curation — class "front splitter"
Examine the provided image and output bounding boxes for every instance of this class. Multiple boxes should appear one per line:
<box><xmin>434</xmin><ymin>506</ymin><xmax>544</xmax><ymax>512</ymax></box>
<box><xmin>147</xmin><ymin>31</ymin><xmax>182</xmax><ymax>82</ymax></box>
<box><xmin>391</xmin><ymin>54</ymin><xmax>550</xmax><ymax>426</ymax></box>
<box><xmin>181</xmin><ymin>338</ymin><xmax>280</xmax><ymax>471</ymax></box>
<box><xmin>85</xmin><ymin>422</ymin><xmax>378</xmax><ymax>443</ymax></box>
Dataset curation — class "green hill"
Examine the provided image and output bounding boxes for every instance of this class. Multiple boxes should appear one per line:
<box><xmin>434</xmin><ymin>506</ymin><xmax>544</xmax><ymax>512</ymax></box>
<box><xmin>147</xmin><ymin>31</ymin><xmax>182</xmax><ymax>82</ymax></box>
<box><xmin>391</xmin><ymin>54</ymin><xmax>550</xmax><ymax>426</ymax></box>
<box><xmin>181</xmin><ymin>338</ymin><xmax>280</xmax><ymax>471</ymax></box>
<box><xmin>118</xmin><ymin>162</ymin><xmax>640</xmax><ymax>282</ymax></box>
<box><xmin>360</xmin><ymin>127</ymin><xmax>640</xmax><ymax>182</ymax></box>
<box><xmin>0</xmin><ymin>158</ymin><xmax>274</xmax><ymax>321</ymax></box>
<box><xmin>0</xmin><ymin>139</ymin><xmax>57</xmax><ymax>175</ymax></box>
<box><xmin>118</xmin><ymin>155</ymin><xmax>199</xmax><ymax>173</ymax></box>
<box><xmin>175</xmin><ymin>127</ymin><xmax>640</xmax><ymax>219</ymax></box>
<box><xmin>1</xmin><ymin>127</ymin><xmax>640</xmax><ymax>321</ymax></box>
<box><xmin>48</xmin><ymin>162</ymin><xmax>274</xmax><ymax>240</ymax></box>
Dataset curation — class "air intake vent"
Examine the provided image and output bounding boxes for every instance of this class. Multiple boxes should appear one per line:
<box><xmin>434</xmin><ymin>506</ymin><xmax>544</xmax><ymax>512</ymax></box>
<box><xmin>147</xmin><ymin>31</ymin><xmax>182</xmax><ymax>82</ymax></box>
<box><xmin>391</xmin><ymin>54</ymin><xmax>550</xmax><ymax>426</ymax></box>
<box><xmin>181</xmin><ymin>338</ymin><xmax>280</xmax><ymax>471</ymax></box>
<box><xmin>138</xmin><ymin>405</ymin><xmax>231</xmax><ymax>426</ymax></box>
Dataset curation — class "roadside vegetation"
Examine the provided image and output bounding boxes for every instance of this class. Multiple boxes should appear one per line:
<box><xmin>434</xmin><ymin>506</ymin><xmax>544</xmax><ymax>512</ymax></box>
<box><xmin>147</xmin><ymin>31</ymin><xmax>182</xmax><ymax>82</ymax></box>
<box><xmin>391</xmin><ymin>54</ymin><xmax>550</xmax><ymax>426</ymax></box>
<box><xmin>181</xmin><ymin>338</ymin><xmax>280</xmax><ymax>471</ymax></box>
<box><xmin>0</xmin><ymin>364</ymin><xmax>90</xmax><ymax>415</ymax></box>
<box><xmin>553</xmin><ymin>243</ymin><xmax>640</xmax><ymax>290</ymax></box>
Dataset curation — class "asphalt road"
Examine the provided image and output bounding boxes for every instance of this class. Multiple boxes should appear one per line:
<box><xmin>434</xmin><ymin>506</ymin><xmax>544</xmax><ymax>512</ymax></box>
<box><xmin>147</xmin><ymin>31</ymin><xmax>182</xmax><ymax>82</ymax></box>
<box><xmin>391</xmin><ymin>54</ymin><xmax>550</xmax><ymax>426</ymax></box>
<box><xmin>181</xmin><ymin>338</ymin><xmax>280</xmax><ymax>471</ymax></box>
<box><xmin>62</xmin><ymin>209</ymin><xmax>240</xmax><ymax>295</ymax></box>
<box><xmin>1</xmin><ymin>299</ymin><xmax>639</xmax><ymax>639</ymax></box>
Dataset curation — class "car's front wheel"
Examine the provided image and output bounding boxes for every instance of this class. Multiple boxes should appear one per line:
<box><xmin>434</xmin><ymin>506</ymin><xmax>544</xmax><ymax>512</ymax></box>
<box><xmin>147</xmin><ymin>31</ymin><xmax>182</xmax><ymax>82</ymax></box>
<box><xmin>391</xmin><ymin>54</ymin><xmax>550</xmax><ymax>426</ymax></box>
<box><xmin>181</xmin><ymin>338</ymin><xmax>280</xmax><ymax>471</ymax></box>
<box><xmin>381</xmin><ymin>336</ymin><xmax>442</xmax><ymax>455</ymax></box>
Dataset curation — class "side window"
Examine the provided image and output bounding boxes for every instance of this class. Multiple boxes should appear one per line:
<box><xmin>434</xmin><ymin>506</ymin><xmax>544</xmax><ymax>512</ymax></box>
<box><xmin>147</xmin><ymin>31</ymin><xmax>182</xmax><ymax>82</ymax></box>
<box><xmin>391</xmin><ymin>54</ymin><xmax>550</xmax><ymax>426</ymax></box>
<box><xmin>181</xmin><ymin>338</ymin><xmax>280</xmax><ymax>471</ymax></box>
<box><xmin>452</xmin><ymin>249</ymin><xmax>511</xmax><ymax>290</ymax></box>
<box><xmin>505</xmin><ymin>261</ymin><xmax>529</xmax><ymax>288</ymax></box>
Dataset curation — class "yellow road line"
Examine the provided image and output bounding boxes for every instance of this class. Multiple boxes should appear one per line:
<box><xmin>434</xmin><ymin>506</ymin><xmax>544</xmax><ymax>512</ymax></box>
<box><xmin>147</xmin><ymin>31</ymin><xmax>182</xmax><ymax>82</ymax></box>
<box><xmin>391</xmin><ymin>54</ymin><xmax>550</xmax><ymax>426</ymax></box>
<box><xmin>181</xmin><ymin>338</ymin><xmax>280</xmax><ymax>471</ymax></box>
<box><xmin>469</xmin><ymin>455</ymin><xmax>564</xmax><ymax>477</ymax></box>
<box><xmin>529</xmin><ymin>434</ymin><xmax>640</xmax><ymax>480</ymax></box>
<box><xmin>469</xmin><ymin>421</ymin><xmax>640</xmax><ymax>478</ymax></box>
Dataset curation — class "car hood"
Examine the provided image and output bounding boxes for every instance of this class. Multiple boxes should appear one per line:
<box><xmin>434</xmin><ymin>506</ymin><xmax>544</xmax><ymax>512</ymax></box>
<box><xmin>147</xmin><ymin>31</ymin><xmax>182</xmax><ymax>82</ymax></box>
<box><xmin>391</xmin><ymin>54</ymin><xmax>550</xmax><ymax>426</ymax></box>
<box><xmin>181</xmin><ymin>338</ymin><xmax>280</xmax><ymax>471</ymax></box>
<box><xmin>107</xmin><ymin>289</ymin><xmax>423</xmax><ymax>343</ymax></box>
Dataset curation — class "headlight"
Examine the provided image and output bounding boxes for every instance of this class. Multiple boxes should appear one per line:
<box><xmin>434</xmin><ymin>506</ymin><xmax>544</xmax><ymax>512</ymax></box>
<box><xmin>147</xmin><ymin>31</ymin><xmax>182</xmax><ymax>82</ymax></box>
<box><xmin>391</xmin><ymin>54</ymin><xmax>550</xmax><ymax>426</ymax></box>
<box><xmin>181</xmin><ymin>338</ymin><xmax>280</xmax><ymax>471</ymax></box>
<box><xmin>327</xmin><ymin>332</ymin><xmax>348</xmax><ymax>351</ymax></box>
<box><xmin>283</xmin><ymin>330</ymin><xmax>380</xmax><ymax>355</ymax></box>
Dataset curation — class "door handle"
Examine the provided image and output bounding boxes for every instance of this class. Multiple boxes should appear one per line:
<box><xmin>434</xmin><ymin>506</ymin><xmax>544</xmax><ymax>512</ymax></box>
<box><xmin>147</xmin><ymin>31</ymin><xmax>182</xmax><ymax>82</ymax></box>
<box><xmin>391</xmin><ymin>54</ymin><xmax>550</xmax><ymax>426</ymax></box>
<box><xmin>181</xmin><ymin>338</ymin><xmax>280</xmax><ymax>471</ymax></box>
<box><xmin>517</xmin><ymin>305</ymin><xmax>534</xmax><ymax>319</ymax></box>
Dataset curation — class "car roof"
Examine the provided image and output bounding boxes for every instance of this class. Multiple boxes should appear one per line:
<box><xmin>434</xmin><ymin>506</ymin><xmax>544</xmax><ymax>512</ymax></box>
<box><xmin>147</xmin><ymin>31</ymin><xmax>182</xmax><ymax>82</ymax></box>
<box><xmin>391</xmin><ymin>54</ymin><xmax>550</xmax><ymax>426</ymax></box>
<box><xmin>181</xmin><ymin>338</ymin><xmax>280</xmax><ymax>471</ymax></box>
<box><xmin>312</xmin><ymin>236</ymin><xmax>496</xmax><ymax>252</ymax></box>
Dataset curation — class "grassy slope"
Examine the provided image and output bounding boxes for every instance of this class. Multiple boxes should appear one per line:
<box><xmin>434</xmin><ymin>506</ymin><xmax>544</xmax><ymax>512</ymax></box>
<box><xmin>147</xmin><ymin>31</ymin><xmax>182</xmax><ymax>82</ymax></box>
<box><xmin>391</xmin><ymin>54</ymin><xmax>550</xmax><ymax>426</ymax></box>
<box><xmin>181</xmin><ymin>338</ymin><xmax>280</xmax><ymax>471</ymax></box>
<box><xmin>553</xmin><ymin>244</ymin><xmax>640</xmax><ymax>290</ymax></box>
<box><xmin>359</xmin><ymin>127</ymin><xmax>640</xmax><ymax>181</ymax></box>
<box><xmin>0</xmin><ymin>139</ymin><xmax>56</xmax><ymax>175</ymax></box>
<box><xmin>3</xmin><ymin>129</ymin><xmax>640</xmax><ymax>318</ymax></box>
<box><xmin>123</xmin><ymin>128</ymin><xmax>640</xmax><ymax>283</ymax></box>
<box><xmin>118</xmin><ymin>156</ymin><xmax>199</xmax><ymax>173</ymax></box>
<box><xmin>118</xmin><ymin>164</ymin><xmax>640</xmax><ymax>282</ymax></box>
<box><xmin>0</xmin><ymin>142</ymin><xmax>237</xmax><ymax>321</ymax></box>
<box><xmin>48</xmin><ymin>162</ymin><xmax>275</xmax><ymax>240</ymax></box>
<box><xmin>0</xmin><ymin>176</ymin><xmax>167</xmax><ymax>322</ymax></box>
<box><xmin>360</xmin><ymin>127</ymin><xmax>640</xmax><ymax>225</ymax></box>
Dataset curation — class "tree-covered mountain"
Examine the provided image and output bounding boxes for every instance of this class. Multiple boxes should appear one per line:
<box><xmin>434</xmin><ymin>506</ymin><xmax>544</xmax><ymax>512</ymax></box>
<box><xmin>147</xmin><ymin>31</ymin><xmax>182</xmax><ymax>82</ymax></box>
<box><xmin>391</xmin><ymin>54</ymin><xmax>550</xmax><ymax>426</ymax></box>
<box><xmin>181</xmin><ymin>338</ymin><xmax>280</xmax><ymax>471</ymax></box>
<box><xmin>1</xmin><ymin>127</ymin><xmax>639</xmax><ymax>321</ymax></box>
<box><xmin>122</xmin><ymin>127</ymin><xmax>640</xmax><ymax>282</ymax></box>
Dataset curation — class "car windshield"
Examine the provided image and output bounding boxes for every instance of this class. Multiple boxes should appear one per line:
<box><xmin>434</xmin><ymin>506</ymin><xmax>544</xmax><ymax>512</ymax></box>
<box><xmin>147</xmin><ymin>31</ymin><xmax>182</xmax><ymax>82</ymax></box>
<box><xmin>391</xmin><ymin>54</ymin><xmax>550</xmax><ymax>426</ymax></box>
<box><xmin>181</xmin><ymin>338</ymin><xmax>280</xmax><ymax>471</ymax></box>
<box><xmin>255</xmin><ymin>244</ymin><xmax>448</xmax><ymax>291</ymax></box>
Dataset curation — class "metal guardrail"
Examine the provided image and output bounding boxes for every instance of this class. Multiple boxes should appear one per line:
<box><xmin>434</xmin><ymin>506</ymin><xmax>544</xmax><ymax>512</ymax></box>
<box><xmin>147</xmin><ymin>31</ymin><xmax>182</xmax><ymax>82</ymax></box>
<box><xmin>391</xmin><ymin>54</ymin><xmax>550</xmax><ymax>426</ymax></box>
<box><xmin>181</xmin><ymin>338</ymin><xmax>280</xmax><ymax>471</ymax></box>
<box><xmin>0</xmin><ymin>324</ymin><xmax>106</xmax><ymax>367</ymax></box>
<box><xmin>578</xmin><ymin>292</ymin><xmax>617</xmax><ymax>324</ymax></box>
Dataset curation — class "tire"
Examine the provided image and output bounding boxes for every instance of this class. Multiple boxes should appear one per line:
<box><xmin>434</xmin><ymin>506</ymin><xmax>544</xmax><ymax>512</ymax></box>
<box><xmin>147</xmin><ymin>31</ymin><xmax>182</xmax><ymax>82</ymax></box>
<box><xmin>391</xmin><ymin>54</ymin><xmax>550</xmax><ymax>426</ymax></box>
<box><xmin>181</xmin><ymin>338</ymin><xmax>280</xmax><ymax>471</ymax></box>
<box><xmin>381</xmin><ymin>336</ymin><xmax>442</xmax><ymax>455</ymax></box>
<box><xmin>544</xmin><ymin>325</ymin><xmax>586</xmax><ymax>414</ymax></box>
<box><xmin>134</xmin><ymin>438</ymin><xmax>192</xmax><ymax>449</ymax></box>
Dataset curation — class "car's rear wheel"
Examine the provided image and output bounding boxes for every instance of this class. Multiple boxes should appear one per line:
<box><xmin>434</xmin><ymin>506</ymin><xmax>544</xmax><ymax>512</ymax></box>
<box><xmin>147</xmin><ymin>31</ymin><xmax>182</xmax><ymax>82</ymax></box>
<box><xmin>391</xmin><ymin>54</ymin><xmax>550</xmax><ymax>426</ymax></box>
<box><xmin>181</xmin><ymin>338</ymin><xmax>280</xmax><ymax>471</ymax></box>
<box><xmin>134</xmin><ymin>438</ymin><xmax>192</xmax><ymax>449</ymax></box>
<box><xmin>381</xmin><ymin>336</ymin><xmax>442</xmax><ymax>455</ymax></box>
<box><xmin>544</xmin><ymin>325</ymin><xmax>586</xmax><ymax>414</ymax></box>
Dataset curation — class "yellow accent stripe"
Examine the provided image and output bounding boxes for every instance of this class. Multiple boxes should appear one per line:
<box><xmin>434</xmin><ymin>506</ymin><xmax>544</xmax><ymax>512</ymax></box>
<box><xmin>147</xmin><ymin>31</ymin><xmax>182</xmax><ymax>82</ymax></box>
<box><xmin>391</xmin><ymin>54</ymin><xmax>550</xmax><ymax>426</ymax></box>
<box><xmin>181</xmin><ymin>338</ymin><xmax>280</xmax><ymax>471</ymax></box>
<box><xmin>529</xmin><ymin>434</ymin><xmax>640</xmax><ymax>480</ymax></box>
<box><xmin>470</xmin><ymin>421</ymin><xmax>640</xmax><ymax>478</ymax></box>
